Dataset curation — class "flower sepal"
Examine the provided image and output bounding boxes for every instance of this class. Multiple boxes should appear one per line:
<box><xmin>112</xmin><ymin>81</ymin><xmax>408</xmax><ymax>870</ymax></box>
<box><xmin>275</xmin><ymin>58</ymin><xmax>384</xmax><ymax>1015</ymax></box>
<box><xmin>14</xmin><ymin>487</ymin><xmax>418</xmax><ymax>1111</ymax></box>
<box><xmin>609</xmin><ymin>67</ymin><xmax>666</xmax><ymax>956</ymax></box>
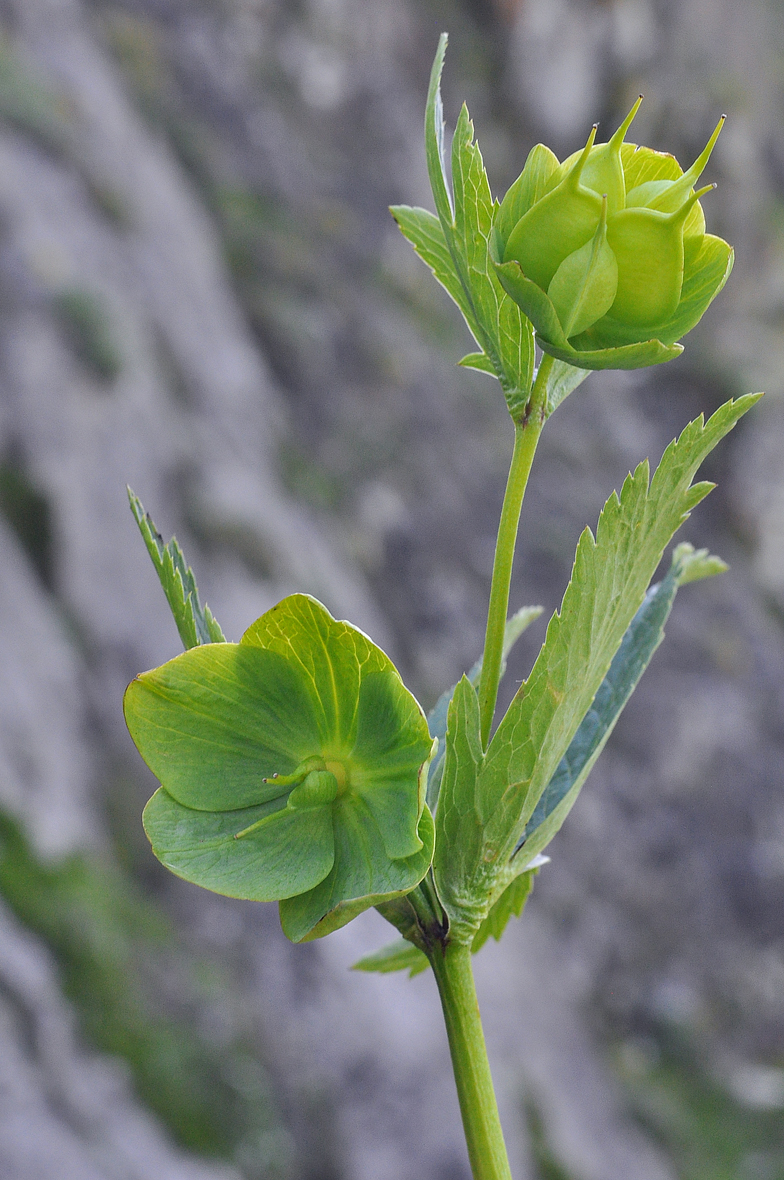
<box><xmin>125</xmin><ymin>593</ymin><xmax>437</xmax><ymax>942</ymax></box>
<box><xmin>494</xmin><ymin>256</ymin><xmax>683</xmax><ymax>371</ymax></box>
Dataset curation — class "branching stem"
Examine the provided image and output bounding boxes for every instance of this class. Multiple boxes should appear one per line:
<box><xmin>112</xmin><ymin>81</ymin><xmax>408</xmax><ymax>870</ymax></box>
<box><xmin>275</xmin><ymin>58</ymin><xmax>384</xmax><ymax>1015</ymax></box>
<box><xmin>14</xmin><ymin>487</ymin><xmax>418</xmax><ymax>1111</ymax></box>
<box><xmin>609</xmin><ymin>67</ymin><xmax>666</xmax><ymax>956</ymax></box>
<box><xmin>477</xmin><ymin>355</ymin><xmax>552</xmax><ymax>748</ymax></box>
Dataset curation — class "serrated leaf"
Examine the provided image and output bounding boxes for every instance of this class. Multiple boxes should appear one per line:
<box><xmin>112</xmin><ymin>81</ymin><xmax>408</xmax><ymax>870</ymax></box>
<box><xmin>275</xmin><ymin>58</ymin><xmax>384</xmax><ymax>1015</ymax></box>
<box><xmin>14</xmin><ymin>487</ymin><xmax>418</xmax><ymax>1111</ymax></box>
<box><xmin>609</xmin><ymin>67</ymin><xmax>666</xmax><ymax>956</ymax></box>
<box><xmin>671</xmin><ymin>540</ymin><xmax>728</xmax><ymax>583</ymax></box>
<box><xmin>430</xmin><ymin>395</ymin><xmax>760</xmax><ymax>942</ymax></box>
<box><xmin>351</xmin><ymin>937</ymin><xmax>429</xmax><ymax>977</ymax></box>
<box><xmin>414</xmin><ymin>38</ymin><xmax>534</xmax><ymax>417</ymax></box>
<box><xmin>462</xmin><ymin>544</ymin><xmax>726</xmax><ymax>944</ymax></box>
<box><xmin>128</xmin><ymin>487</ymin><xmax>225</xmax><ymax>649</ymax></box>
<box><xmin>459</xmin><ymin>351</ymin><xmax>496</xmax><ymax>375</ymax></box>
<box><xmin>498</xmin><ymin>294</ymin><xmax>535</xmax><ymax>418</ymax></box>
<box><xmin>390</xmin><ymin>205</ymin><xmax>475</xmax><ymax>330</ymax></box>
<box><xmin>514</xmin><ymin>541</ymin><xmax>726</xmax><ymax>866</ymax></box>
<box><xmin>451</xmin><ymin>104</ymin><xmax>535</xmax><ymax>412</ymax></box>
<box><xmin>125</xmin><ymin>594</ymin><xmax>435</xmax><ymax>940</ymax></box>
<box><xmin>426</xmin><ymin>606</ymin><xmax>542</xmax><ymax>811</ymax></box>
<box><xmin>479</xmin><ymin>396</ymin><xmax>761</xmax><ymax>867</ymax></box>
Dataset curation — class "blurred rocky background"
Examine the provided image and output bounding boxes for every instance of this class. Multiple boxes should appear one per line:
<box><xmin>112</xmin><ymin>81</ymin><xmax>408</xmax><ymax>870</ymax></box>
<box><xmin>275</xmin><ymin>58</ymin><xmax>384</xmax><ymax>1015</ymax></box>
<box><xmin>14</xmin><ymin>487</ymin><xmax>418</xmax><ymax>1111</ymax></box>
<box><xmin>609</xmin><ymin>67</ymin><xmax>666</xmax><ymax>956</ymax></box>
<box><xmin>0</xmin><ymin>0</ymin><xmax>783</xmax><ymax>1177</ymax></box>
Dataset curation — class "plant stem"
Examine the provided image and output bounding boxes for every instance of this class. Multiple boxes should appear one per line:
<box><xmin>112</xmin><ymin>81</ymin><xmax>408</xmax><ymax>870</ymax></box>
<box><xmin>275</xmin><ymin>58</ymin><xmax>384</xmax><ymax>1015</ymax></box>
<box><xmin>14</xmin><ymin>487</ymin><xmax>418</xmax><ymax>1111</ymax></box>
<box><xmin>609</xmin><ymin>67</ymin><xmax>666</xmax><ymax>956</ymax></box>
<box><xmin>477</xmin><ymin>355</ymin><xmax>552</xmax><ymax>749</ymax></box>
<box><xmin>430</xmin><ymin>940</ymin><xmax>512</xmax><ymax>1180</ymax></box>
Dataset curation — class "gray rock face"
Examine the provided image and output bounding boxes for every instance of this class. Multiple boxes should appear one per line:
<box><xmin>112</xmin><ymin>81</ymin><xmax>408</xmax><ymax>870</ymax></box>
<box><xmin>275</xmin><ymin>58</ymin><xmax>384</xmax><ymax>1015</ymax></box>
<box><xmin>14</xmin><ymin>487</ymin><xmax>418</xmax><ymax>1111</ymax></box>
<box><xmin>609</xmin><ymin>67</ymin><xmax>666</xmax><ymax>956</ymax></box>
<box><xmin>0</xmin><ymin>898</ymin><xmax>242</xmax><ymax>1180</ymax></box>
<box><xmin>0</xmin><ymin>0</ymin><xmax>782</xmax><ymax>1178</ymax></box>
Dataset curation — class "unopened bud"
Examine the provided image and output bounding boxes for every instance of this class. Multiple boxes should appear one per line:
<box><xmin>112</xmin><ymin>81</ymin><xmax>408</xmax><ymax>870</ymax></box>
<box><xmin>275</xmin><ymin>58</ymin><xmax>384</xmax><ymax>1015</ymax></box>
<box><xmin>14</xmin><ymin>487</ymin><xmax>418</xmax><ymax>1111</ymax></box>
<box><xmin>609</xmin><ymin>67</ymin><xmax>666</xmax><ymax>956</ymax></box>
<box><xmin>493</xmin><ymin>105</ymin><xmax>732</xmax><ymax>370</ymax></box>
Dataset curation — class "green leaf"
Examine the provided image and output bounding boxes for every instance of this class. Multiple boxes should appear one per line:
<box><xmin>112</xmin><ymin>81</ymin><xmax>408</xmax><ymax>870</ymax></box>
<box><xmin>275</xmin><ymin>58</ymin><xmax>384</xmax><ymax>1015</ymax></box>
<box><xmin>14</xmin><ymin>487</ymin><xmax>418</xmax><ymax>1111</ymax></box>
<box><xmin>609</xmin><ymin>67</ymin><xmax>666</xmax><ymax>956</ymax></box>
<box><xmin>432</xmin><ymin>675</ymin><xmax>487</xmax><ymax>941</ymax></box>
<box><xmin>352</xmin><ymin>938</ymin><xmax>429</xmax><ymax>978</ymax></box>
<box><xmin>478</xmin><ymin>395</ymin><xmax>761</xmax><ymax>870</ymax></box>
<box><xmin>390</xmin><ymin>205</ymin><xmax>475</xmax><ymax>330</ymax></box>
<box><xmin>545</xmin><ymin>359</ymin><xmax>591</xmax><ymax>416</ymax></box>
<box><xmin>424</xmin><ymin>32</ymin><xmax>453</xmax><ymax>233</ymax></box>
<box><xmin>672</xmin><ymin>540</ymin><xmax>728</xmax><ymax>583</ymax></box>
<box><xmin>514</xmin><ymin>542</ymin><xmax>728</xmax><ymax>867</ymax></box>
<box><xmin>414</xmin><ymin>37</ymin><xmax>534</xmax><ymax>418</ymax></box>
<box><xmin>498</xmin><ymin>292</ymin><xmax>536</xmax><ymax>419</ymax></box>
<box><xmin>471</xmin><ymin>857</ymin><xmax>543</xmax><ymax>953</ymax></box>
<box><xmin>451</xmin><ymin>104</ymin><xmax>535</xmax><ymax>413</ymax></box>
<box><xmin>430</xmin><ymin>395</ymin><xmax>760</xmax><ymax>942</ymax></box>
<box><xmin>459</xmin><ymin>351</ymin><xmax>497</xmax><ymax>375</ymax></box>
<box><xmin>128</xmin><ymin>487</ymin><xmax>225</xmax><ymax>648</ymax></box>
<box><xmin>125</xmin><ymin>594</ymin><xmax>435</xmax><ymax>940</ymax></box>
<box><xmin>426</xmin><ymin>606</ymin><xmax>542</xmax><ymax>811</ymax></box>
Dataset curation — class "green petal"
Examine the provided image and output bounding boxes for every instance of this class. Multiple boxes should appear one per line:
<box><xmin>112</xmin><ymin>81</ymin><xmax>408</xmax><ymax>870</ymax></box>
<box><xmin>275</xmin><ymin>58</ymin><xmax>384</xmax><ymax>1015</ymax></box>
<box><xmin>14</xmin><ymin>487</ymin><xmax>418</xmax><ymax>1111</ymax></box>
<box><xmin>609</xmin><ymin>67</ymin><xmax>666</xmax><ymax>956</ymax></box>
<box><xmin>538</xmin><ymin>336</ymin><xmax>683</xmax><ymax>371</ymax></box>
<box><xmin>649</xmin><ymin>236</ymin><xmax>734</xmax><ymax>346</ymax></box>
<box><xmin>142</xmin><ymin>788</ymin><xmax>335</xmax><ymax>901</ymax></box>
<box><xmin>124</xmin><ymin>644</ymin><xmax>323</xmax><ymax>811</ymax></box>
<box><xmin>241</xmin><ymin>594</ymin><xmax>390</xmax><ymax>750</ymax></box>
<box><xmin>494</xmin><ymin>260</ymin><xmax>569</xmax><ymax>348</ymax></box>
<box><xmin>279</xmin><ymin>802</ymin><xmax>435</xmax><ymax>943</ymax></box>
<box><xmin>127</xmin><ymin>593</ymin><xmax>434</xmax><ymax>914</ymax></box>
<box><xmin>620</xmin><ymin>143</ymin><xmax>681</xmax><ymax>191</ymax></box>
<box><xmin>496</xmin><ymin>143</ymin><xmax>560</xmax><ymax>248</ymax></box>
<box><xmin>350</xmin><ymin>671</ymin><xmax>432</xmax><ymax>858</ymax></box>
<box><xmin>571</xmin><ymin>234</ymin><xmax>732</xmax><ymax>351</ymax></box>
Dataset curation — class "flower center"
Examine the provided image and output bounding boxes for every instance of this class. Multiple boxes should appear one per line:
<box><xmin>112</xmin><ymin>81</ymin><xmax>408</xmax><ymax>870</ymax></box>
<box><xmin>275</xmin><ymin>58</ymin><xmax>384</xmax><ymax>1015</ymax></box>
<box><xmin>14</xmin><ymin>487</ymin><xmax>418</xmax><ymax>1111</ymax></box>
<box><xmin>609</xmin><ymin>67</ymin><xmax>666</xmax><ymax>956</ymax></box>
<box><xmin>325</xmin><ymin>759</ymin><xmax>349</xmax><ymax>795</ymax></box>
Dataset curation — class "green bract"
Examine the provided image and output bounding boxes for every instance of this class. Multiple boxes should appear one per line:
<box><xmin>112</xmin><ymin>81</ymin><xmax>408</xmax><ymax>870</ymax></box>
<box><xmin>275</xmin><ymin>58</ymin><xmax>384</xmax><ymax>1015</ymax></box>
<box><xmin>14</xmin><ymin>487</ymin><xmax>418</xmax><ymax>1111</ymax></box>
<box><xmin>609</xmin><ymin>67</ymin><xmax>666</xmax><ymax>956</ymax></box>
<box><xmin>124</xmin><ymin>593</ymin><xmax>436</xmax><ymax>943</ymax></box>
<box><xmin>494</xmin><ymin>104</ymin><xmax>733</xmax><ymax>370</ymax></box>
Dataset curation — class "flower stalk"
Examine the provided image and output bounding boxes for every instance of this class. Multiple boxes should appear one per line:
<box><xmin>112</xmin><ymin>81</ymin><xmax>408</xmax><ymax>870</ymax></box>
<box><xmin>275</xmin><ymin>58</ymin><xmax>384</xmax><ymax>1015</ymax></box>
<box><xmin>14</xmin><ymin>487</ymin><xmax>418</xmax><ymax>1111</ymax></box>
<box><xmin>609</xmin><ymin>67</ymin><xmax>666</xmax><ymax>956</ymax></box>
<box><xmin>477</xmin><ymin>354</ymin><xmax>552</xmax><ymax>748</ymax></box>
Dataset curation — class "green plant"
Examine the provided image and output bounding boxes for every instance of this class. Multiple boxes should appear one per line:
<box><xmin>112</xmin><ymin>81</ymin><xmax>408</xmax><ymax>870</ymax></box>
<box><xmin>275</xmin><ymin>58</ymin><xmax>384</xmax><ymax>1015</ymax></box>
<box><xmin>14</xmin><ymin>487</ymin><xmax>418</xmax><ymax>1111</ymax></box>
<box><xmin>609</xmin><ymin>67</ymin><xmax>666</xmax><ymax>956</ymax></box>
<box><xmin>123</xmin><ymin>35</ymin><xmax>760</xmax><ymax>1180</ymax></box>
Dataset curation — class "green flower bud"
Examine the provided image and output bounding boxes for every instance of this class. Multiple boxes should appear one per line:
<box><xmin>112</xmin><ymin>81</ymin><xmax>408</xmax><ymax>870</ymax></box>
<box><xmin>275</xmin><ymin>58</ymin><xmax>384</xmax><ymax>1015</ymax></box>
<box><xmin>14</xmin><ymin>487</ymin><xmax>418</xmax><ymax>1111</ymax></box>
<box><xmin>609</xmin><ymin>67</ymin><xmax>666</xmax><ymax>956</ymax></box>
<box><xmin>493</xmin><ymin>107</ymin><xmax>733</xmax><ymax>371</ymax></box>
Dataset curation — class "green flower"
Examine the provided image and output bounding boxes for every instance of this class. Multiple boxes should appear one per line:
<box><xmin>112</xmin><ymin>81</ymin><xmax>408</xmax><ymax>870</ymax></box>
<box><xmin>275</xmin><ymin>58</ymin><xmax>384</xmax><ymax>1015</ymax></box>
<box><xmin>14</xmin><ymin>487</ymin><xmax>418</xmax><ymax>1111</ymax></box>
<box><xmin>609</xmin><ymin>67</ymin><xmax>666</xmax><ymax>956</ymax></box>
<box><xmin>493</xmin><ymin>101</ymin><xmax>733</xmax><ymax>370</ymax></box>
<box><xmin>124</xmin><ymin>594</ymin><xmax>436</xmax><ymax>942</ymax></box>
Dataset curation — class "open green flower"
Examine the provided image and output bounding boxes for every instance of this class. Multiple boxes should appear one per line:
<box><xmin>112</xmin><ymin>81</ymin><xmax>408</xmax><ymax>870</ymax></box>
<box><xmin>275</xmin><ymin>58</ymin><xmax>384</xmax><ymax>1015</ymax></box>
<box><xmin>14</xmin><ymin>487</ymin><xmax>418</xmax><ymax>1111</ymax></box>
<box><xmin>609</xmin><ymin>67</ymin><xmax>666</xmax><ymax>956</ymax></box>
<box><xmin>124</xmin><ymin>594</ymin><xmax>436</xmax><ymax>942</ymax></box>
<box><xmin>493</xmin><ymin>100</ymin><xmax>733</xmax><ymax>370</ymax></box>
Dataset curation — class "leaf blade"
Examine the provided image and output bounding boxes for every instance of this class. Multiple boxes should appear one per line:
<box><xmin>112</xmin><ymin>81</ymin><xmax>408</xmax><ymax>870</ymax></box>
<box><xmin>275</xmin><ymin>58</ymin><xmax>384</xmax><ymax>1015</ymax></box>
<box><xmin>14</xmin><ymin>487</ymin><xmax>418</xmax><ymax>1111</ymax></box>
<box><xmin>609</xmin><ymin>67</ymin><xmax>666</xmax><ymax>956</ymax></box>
<box><xmin>479</xmin><ymin>395</ymin><xmax>761</xmax><ymax>871</ymax></box>
<box><xmin>515</xmin><ymin>542</ymin><xmax>727</xmax><ymax>865</ymax></box>
<box><xmin>426</xmin><ymin>606</ymin><xmax>542</xmax><ymax>811</ymax></box>
<box><xmin>351</xmin><ymin>938</ymin><xmax>429</xmax><ymax>977</ymax></box>
<box><xmin>128</xmin><ymin>487</ymin><xmax>224</xmax><ymax>648</ymax></box>
<box><xmin>390</xmin><ymin>205</ymin><xmax>475</xmax><ymax>329</ymax></box>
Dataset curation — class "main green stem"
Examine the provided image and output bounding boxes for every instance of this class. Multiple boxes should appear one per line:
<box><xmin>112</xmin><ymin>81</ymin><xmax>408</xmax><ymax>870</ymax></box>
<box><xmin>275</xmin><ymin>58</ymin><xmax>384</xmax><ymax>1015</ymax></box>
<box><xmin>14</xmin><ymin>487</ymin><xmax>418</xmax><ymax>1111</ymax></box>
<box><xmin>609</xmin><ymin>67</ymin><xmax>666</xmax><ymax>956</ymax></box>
<box><xmin>430</xmin><ymin>941</ymin><xmax>512</xmax><ymax>1180</ymax></box>
<box><xmin>423</xmin><ymin>360</ymin><xmax>552</xmax><ymax>1180</ymax></box>
<box><xmin>477</xmin><ymin>355</ymin><xmax>552</xmax><ymax>749</ymax></box>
